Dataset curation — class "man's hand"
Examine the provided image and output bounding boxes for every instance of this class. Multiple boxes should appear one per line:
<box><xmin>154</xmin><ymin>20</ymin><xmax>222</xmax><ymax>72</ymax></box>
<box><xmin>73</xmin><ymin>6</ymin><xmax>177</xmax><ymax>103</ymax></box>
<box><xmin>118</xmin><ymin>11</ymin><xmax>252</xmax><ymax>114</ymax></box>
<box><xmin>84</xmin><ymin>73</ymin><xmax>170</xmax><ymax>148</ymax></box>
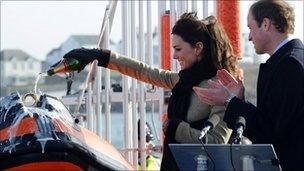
<box><xmin>217</xmin><ymin>69</ymin><xmax>245</xmax><ymax>100</ymax></box>
<box><xmin>193</xmin><ymin>80</ymin><xmax>230</xmax><ymax>106</ymax></box>
<box><xmin>193</xmin><ymin>69</ymin><xmax>245</xmax><ymax>106</ymax></box>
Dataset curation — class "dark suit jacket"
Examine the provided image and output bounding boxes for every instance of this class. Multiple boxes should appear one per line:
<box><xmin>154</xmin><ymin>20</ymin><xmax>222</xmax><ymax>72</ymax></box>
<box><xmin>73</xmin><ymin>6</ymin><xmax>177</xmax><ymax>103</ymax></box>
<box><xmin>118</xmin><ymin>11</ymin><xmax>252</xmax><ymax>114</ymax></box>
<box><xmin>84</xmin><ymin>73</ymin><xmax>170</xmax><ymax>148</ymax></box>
<box><xmin>224</xmin><ymin>39</ymin><xmax>304</xmax><ymax>171</ymax></box>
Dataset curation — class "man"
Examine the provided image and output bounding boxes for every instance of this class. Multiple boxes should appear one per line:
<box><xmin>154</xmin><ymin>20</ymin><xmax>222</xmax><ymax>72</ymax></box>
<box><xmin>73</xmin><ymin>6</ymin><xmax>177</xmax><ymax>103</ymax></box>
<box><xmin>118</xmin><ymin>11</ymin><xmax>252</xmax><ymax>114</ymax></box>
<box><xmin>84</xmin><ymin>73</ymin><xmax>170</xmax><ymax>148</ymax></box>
<box><xmin>193</xmin><ymin>0</ymin><xmax>304</xmax><ymax>170</ymax></box>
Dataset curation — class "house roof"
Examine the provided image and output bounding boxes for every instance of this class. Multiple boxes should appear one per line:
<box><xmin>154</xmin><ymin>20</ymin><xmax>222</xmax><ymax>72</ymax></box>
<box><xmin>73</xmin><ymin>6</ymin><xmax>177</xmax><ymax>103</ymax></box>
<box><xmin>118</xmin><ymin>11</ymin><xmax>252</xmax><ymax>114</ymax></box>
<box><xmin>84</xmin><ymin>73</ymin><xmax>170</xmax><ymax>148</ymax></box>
<box><xmin>0</xmin><ymin>49</ymin><xmax>40</xmax><ymax>61</ymax></box>
<box><xmin>70</xmin><ymin>35</ymin><xmax>99</xmax><ymax>45</ymax></box>
<box><xmin>69</xmin><ymin>35</ymin><xmax>116</xmax><ymax>46</ymax></box>
<box><xmin>46</xmin><ymin>47</ymin><xmax>61</xmax><ymax>56</ymax></box>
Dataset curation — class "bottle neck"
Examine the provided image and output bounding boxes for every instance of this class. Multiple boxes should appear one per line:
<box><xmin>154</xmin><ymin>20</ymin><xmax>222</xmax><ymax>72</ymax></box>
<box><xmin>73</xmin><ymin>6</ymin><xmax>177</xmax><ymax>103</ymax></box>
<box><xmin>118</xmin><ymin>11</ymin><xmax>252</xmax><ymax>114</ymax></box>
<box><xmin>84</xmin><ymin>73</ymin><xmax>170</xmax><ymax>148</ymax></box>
<box><xmin>47</xmin><ymin>58</ymin><xmax>79</xmax><ymax>76</ymax></box>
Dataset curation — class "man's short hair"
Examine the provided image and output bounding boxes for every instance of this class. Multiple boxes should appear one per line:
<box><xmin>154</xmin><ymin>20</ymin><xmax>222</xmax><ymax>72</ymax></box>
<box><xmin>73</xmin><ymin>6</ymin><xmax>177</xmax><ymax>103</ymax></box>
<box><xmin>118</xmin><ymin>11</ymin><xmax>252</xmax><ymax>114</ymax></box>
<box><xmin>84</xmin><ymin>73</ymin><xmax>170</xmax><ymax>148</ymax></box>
<box><xmin>250</xmin><ymin>0</ymin><xmax>295</xmax><ymax>34</ymax></box>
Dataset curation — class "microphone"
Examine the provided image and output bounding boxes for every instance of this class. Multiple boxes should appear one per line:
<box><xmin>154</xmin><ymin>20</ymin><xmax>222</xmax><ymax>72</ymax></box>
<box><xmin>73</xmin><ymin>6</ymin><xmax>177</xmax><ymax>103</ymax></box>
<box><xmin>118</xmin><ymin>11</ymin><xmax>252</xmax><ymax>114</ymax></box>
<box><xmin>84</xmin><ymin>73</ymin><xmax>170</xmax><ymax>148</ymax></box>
<box><xmin>199</xmin><ymin>115</ymin><xmax>220</xmax><ymax>141</ymax></box>
<box><xmin>233</xmin><ymin>116</ymin><xmax>246</xmax><ymax>144</ymax></box>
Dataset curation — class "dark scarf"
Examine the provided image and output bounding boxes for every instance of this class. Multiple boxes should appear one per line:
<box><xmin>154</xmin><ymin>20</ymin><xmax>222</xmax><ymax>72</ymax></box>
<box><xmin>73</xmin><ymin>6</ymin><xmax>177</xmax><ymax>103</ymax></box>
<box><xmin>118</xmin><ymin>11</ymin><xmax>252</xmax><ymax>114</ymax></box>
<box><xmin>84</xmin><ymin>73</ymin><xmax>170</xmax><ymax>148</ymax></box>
<box><xmin>167</xmin><ymin>57</ymin><xmax>216</xmax><ymax>121</ymax></box>
<box><xmin>160</xmin><ymin>57</ymin><xmax>216</xmax><ymax>171</ymax></box>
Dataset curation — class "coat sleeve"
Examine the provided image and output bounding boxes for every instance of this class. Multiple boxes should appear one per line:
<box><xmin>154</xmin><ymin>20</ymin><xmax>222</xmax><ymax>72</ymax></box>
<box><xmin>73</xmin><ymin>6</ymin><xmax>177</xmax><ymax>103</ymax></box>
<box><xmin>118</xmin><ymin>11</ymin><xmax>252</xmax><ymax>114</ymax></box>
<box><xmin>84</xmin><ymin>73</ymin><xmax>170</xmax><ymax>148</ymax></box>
<box><xmin>224</xmin><ymin>57</ymin><xmax>304</xmax><ymax>143</ymax></box>
<box><xmin>106</xmin><ymin>52</ymin><xmax>179</xmax><ymax>89</ymax></box>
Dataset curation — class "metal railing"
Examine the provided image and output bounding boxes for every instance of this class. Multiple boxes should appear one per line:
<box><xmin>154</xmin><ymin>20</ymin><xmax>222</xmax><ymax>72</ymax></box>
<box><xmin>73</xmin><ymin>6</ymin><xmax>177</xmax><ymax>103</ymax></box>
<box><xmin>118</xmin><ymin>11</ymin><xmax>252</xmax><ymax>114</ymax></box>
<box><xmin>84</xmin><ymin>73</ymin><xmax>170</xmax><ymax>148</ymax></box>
<box><xmin>61</xmin><ymin>1</ymin><xmax>215</xmax><ymax>170</ymax></box>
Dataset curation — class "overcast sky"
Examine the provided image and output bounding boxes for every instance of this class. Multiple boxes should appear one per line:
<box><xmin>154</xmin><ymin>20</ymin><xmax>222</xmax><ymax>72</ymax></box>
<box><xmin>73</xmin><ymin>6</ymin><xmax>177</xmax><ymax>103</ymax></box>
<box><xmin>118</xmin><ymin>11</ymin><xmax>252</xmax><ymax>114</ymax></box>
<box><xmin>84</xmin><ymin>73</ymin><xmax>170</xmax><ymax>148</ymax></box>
<box><xmin>1</xmin><ymin>1</ymin><xmax>303</xmax><ymax>60</ymax></box>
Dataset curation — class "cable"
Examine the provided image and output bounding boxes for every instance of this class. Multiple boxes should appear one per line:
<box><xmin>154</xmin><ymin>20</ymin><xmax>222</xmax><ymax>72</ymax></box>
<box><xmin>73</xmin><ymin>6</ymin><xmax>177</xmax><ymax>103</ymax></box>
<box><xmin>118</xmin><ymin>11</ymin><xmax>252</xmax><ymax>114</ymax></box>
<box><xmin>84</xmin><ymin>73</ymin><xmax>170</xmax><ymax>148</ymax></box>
<box><xmin>230</xmin><ymin>140</ymin><xmax>237</xmax><ymax>171</ymax></box>
<box><xmin>199</xmin><ymin>138</ymin><xmax>215</xmax><ymax>171</ymax></box>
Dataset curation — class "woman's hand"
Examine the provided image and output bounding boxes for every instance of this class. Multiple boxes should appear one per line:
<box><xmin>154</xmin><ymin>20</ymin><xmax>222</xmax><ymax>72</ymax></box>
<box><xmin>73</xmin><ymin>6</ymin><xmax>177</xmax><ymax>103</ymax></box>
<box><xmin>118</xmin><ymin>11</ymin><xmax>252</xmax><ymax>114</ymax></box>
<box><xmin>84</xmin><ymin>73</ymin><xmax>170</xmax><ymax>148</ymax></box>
<box><xmin>63</xmin><ymin>48</ymin><xmax>110</xmax><ymax>72</ymax></box>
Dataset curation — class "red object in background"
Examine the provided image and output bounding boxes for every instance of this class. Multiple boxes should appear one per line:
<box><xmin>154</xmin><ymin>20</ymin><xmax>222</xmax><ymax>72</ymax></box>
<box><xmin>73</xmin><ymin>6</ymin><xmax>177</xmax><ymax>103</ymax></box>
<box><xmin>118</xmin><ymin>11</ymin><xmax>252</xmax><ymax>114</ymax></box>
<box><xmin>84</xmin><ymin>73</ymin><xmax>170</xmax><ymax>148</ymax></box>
<box><xmin>160</xmin><ymin>113</ymin><xmax>168</xmax><ymax>148</ymax></box>
<box><xmin>217</xmin><ymin>0</ymin><xmax>242</xmax><ymax>59</ymax></box>
<box><xmin>161</xmin><ymin>11</ymin><xmax>171</xmax><ymax>70</ymax></box>
<box><xmin>6</xmin><ymin>162</ymin><xmax>83</xmax><ymax>171</ymax></box>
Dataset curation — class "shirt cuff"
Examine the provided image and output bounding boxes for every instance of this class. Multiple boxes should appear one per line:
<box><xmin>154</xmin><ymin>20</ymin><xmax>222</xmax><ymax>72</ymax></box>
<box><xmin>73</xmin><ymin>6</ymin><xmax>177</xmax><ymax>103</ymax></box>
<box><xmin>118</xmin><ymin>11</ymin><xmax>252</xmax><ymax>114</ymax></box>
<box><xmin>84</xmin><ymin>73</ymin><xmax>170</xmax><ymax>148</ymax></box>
<box><xmin>224</xmin><ymin>93</ymin><xmax>236</xmax><ymax>108</ymax></box>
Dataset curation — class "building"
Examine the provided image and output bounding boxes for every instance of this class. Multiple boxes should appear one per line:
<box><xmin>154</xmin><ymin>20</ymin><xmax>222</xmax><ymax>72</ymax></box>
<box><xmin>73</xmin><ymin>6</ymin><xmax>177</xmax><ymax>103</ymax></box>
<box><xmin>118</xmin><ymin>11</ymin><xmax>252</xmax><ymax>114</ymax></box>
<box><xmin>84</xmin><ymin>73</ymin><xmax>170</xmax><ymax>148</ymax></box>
<box><xmin>43</xmin><ymin>34</ymin><xmax>124</xmax><ymax>73</ymax></box>
<box><xmin>45</xmin><ymin>35</ymin><xmax>102</xmax><ymax>68</ymax></box>
<box><xmin>0</xmin><ymin>49</ymin><xmax>42</xmax><ymax>87</ymax></box>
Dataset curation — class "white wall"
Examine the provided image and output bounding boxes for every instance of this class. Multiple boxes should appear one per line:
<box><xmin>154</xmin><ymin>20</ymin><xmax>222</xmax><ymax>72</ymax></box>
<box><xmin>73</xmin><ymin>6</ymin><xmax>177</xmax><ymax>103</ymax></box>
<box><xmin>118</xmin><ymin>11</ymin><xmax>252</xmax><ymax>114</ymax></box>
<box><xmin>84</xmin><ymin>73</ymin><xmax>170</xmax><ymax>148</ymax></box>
<box><xmin>3</xmin><ymin>58</ymin><xmax>41</xmax><ymax>86</ymax></box>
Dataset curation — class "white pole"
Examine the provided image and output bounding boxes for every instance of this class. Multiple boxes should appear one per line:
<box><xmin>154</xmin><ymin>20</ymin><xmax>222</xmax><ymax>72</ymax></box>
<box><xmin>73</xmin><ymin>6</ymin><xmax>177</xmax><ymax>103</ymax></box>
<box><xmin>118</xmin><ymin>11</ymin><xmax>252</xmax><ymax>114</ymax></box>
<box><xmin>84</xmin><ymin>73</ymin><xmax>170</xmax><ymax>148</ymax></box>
<box><xmin>77</xmin><ymin>0</ymin><xmax>116</xmax><ymax>136</ymax></box>
<box><xmin>108</xmin><ymin>1</ymin><xmax>118</xmax><ymax>31</ymax></box>
<box><xmin>170</xmin><ymin>0</ymin><xmax>177</xmax><ymax>72</ymax></box>
<box><xmin>94</xmin><ymin>4</ymin><xmax>114</xmax><ymax>138</ymax></box>
<box><xmin>158</xmin><ymin>0</ymin><xmax>166</xmax><ymax>70</ymax></box>
<box><xmin>191</xmin><ymin>0</ymin><xmax>197</xmax><ymax>12</ymax></box>
<box><xmin>177</xmin><ymin>1</ymin><xmax>183</xmax><ymax>20</ymax></box>
<box><xmin>146</xmin><ymin>0</ymin><xmax>158</xmax><ymax>143</ymax></box>
<box><xmin>86</xmin><ymin>82</ymin><xmax>94</xmax><ymax>131</ymax></box>
<box><xmin>203</xmin><ymin>1</ymin><xmax>208</xmax><ymax>18</ymax></box>
<box><xmin>126</xmin><ymin>1</ymin><xmax>134</xmax><ymax>163</ymax></box>
<box><xmin>147</xmin><ymin>1</ymin><xmax>152</xmax><ymax>67</ymax></box>
<box><xmin>122</xmin><ymin>0</ymin><xmax>132</xmax><ymax>162</ymax></box>
<box><xmin>158</xmin><ymin>2</ymin><xmax>166</xmax><ymax>142</ymax></box>
<box><xmin>96</xmin><ymin>60</ymin><xmax>102</xmax><ymax>137</ymax></box>
<box><xmin>213</xmin><ymin>0</ymin><xmax>217</xmax><ymax>17</ymax></box>
<box><xmin>103</xmin><ymin>13</ymin><xmax>111</xmax><ymax>142</ymax></box>
<box><xmin>100</xmin><ymin>0</ymin><xmax>118</xmax><ymax>143</ymax></box>
<box><xmin>138</xmin><ymin>1</ymin><xmax>147</xmax><ymax>170</ymax></box>
<box><xmin>182</xmin><ymin>0</ymin><xmax>188</xmax><ymax>13</ymax></box>
<box><xmin>130</xmin><ymin>0</ymin><xmax>137</xmax><ymax>166</ymax></box>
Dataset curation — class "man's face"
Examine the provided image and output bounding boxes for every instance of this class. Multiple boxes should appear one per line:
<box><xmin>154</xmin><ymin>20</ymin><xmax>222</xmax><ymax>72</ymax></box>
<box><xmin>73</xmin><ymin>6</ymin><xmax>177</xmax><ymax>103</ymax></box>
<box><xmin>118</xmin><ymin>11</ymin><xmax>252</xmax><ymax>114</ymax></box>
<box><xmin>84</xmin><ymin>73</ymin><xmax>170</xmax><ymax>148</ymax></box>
<box><xmin>247</xmin><ymin>11</ymin><xmax>268</xmax><ymax>54</ymax></box>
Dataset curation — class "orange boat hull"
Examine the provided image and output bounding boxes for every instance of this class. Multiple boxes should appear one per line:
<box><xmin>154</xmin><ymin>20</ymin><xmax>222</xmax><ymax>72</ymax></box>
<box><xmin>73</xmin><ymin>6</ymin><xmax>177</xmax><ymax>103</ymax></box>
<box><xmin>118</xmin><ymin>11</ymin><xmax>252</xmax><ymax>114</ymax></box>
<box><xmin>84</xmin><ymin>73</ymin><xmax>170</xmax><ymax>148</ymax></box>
<box><xmin>0</xmin><ymin>92</ymin><xmax>134</xmax><ymax>171</ymax></box>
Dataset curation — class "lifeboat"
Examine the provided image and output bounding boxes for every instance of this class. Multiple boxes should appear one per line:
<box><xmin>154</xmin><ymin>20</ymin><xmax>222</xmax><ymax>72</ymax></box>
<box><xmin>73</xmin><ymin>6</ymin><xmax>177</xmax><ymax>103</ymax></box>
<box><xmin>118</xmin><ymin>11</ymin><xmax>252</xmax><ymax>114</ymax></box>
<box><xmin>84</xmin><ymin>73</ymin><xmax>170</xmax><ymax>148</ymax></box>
<box><xmin>0</xmin><ymin>92</ymin><xmax>134</xmax><ymax>171</ymax></box>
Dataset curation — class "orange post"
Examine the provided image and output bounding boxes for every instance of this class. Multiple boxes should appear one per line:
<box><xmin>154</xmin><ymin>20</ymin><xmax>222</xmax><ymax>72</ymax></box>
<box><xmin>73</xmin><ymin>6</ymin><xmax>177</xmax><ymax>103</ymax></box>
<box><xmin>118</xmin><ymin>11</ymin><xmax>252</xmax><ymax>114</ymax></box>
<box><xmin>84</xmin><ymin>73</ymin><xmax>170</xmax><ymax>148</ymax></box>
<box><xmin>217</xmin><ymin>0</ymin><xmax>242</xmax><ymax>59</ymax></box>
<box><xmin>160</xmin><ymin>11</ymin><xmax>171</xmax><ymax>148</ymax></box>
<box><xmin>161</xmin><ymin>11</ymin><xmax>171</xmax><ymax>70</ymax></box>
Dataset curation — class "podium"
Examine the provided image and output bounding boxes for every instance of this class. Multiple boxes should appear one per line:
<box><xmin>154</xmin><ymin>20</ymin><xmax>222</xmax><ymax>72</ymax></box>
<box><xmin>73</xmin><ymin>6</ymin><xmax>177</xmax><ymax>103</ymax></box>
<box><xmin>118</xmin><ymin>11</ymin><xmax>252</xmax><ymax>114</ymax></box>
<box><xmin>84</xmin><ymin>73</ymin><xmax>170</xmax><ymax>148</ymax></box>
<box><xmin>169</xmin><ymin>144</ymin><xmax>281</xmax><ymax>171</ymax></box>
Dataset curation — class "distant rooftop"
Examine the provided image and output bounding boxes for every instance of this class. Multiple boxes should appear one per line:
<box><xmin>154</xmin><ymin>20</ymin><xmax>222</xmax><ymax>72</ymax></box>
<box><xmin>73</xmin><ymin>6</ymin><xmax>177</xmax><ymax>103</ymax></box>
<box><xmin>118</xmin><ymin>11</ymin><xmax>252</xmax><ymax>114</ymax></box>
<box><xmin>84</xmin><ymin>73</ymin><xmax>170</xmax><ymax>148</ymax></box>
<box><xmin>70</xmin><ymin>35</ymin><xmax>99</xmax><ymax>45</ymax></box>
<box><xmin>69</xmin><ymin>34</ymin><xmax>116</xmax><ymax>46</ymax></box>
<box><xmin>0</xmin><ymin>49</ymin><xmax>40</xmax><ymax>61</ymax></box>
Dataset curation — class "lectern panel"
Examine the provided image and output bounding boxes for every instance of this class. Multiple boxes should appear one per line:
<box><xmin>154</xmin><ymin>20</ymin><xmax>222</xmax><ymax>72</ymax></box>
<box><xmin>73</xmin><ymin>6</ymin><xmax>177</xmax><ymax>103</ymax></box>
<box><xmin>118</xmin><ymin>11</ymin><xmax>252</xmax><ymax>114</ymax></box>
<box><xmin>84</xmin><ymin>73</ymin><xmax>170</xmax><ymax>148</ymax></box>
<box><xmin>169</xmin><ymin>144</ymin><xmax>281</xmax><ymax>171</ymax></box>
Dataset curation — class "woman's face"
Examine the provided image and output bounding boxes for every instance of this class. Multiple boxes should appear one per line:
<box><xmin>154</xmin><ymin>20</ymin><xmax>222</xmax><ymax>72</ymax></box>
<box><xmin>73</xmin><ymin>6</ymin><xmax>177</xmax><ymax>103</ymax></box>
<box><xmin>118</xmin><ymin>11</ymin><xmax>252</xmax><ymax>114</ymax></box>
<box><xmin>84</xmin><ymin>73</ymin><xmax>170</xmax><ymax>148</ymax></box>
<box><xmin>172</xmin><ymin>34</ymin><xmax>200</xmax><ymax>70</ymax></box>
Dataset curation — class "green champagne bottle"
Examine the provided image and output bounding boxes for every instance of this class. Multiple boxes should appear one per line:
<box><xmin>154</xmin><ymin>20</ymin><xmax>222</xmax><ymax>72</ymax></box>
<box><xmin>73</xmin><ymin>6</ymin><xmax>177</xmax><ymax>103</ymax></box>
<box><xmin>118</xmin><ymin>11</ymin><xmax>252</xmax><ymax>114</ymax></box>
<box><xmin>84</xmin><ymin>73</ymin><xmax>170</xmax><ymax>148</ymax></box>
<box><xmin>47</xmin><ymin>58</ymin><xmax>81</xmax><ymax>76</ymax></box>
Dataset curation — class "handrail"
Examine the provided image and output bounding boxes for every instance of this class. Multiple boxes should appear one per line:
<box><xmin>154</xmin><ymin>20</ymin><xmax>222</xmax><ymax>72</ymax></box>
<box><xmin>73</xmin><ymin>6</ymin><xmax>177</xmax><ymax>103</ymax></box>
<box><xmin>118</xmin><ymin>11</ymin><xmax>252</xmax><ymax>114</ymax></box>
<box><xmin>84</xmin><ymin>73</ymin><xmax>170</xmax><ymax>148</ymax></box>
<box><xmin>74</xmin><ymin>1</ymin><xmax>117</xmax><ymax>123</ymax></box>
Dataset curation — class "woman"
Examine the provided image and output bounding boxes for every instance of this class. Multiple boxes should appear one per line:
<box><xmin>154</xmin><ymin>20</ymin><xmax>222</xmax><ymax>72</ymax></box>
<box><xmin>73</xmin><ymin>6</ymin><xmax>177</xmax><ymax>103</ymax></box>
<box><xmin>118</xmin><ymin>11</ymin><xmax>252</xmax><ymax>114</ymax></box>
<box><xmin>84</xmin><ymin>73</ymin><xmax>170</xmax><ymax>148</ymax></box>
<box><xmin>62</xmin><ymin>13</ymin><xmax>238</xmax><ymax>170</ymax></box>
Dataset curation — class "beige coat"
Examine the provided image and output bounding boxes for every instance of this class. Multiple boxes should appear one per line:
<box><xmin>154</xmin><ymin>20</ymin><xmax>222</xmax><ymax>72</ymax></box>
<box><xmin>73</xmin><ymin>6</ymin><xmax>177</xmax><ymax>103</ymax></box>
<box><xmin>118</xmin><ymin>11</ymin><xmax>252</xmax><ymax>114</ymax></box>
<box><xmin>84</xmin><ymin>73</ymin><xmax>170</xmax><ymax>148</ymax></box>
<box><xmin>107</xmin><ymin>52</ymin><xmax>232</xmax><ymax>144</ymax></box>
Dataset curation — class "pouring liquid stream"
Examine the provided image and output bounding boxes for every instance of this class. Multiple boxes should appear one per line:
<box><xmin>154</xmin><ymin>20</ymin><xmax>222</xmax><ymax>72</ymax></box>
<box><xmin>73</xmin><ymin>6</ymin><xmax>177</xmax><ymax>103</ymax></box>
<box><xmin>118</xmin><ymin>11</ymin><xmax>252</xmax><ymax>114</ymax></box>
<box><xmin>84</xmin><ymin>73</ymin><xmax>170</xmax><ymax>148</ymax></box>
<box><xmin>34</xmin><ymin>72</ymin><xmax>47</xmax><ymax>94</ymax></box>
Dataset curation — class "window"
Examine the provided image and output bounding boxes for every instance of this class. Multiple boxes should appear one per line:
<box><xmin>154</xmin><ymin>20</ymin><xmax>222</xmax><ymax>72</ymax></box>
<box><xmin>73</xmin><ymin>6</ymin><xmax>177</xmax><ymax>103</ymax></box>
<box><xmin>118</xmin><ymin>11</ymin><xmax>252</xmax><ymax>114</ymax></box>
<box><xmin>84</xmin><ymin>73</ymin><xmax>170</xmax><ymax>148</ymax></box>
<box><xmin>28</xmin><ymin>61</ymin><xmax>33</xmax><ymax>69</ymax></box>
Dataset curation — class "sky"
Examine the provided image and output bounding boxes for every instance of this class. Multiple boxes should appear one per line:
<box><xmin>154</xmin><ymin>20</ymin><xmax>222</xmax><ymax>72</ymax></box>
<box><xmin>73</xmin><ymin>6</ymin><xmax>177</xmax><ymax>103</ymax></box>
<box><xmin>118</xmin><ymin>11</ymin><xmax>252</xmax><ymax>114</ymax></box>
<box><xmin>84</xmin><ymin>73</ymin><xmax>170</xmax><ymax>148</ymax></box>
<box><xmin>1</xmin><ymin>1</ymin><xmax>303</xmax><ymax>61</ymax></box>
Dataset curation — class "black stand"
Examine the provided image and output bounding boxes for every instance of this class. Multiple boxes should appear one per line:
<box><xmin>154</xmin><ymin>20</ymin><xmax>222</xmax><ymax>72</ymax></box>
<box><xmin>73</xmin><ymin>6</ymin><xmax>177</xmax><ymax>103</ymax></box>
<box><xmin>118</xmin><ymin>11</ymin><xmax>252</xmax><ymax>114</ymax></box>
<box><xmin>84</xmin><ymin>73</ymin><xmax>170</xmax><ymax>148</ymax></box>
<box><xmin>169</xmin><ymin>144</ymin><xmax>281</xmax><ymax>171</ymax></box>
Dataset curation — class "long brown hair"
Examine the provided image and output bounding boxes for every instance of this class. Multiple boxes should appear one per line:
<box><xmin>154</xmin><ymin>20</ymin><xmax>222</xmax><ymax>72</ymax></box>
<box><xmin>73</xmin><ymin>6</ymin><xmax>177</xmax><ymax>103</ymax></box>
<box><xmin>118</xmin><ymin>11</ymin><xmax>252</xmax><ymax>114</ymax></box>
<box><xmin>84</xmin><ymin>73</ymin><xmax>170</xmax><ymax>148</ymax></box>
<box><xmin>172</xmin><ymin>12</ymin><xmax>237</xmax><ymax>75</ymax></box>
